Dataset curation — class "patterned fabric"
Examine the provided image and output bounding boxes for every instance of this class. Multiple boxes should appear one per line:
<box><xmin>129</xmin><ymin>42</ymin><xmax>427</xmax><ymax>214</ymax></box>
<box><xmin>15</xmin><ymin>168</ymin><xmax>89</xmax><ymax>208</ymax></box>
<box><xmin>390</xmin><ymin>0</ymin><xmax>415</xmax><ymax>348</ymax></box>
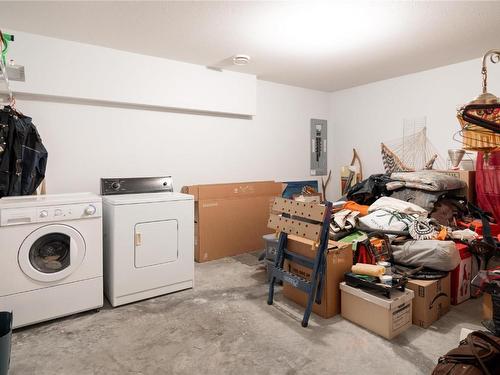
<box><xmin>408</xmin><ymin>218</ymin><xmax>439</xmax><ymax>240</ymax></box>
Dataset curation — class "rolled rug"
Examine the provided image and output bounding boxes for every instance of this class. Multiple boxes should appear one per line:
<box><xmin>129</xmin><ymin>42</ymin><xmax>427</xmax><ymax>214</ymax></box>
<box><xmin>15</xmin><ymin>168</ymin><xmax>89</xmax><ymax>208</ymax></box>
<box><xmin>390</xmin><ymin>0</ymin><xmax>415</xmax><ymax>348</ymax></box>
<box><xmin>351</xmin><ymin>263</ymin><xmax>385</xmax><ymax>277</ymax></box>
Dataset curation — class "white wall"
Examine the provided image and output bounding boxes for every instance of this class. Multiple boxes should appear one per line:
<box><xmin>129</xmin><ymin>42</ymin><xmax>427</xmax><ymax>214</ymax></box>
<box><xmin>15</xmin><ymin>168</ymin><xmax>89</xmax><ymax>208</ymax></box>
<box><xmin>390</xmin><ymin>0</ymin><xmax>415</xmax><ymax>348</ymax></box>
<box><xmin>9</xmin><ymin>31</ymin><xmax>257</xmax><ymax>116</ymax></box>
<box><xmin>17</xmin><ymin>79</ymin><xmax>329</xmax><ymax>194</ymax></box>
<box><xmin>11</xmin><ymin>31</ymin><xmax>496</xmax><ymax>200</ymax></box>
<box><xmin>1</xmin><ymin>31</ymin><xmax>329</xmax><ymax>194</ymax></box>
<box><xmin>328</xmin><ymin>58</ymin><xmax>500</xmax><ymax>199</ymax></box>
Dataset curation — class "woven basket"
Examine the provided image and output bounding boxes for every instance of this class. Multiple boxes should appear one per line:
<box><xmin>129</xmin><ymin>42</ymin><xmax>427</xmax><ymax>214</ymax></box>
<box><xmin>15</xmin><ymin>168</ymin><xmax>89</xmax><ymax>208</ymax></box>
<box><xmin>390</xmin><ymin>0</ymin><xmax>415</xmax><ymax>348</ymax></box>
<box><xmin>457</xmin><ymin>114</ymin><xmax>500</xmax><ymax>152</ymax></box>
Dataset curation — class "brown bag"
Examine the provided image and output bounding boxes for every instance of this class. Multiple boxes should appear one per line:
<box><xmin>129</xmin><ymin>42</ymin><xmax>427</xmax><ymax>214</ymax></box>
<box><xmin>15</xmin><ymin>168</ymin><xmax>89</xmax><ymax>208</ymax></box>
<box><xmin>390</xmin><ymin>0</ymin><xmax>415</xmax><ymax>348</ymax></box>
<box><xmin>432</xmin><ymin>331</ymin><xmax>500</xmax><ymax>375</ymax></box>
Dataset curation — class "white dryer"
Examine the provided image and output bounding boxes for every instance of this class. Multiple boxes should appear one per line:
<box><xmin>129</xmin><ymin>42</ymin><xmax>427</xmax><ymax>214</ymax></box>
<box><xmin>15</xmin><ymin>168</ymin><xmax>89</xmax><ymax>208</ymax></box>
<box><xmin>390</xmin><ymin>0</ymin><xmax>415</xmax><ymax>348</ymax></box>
<box><xmin>0</xmin><ymin>193</ymin><xmax>103</xmax><ymax>328</ymax></box>
<box><xmin>101</xmin><ymin>177</ymin><xmax>194</xmax><ymax>307</ymax></box>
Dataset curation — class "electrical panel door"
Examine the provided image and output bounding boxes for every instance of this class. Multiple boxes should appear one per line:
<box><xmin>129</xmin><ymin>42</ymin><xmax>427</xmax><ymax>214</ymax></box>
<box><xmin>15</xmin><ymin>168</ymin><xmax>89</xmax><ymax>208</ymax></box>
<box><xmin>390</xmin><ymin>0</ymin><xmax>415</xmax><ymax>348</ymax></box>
<box><xmin>310</xmin><ymin>119</ymin><xmax>327</xmax><ymax>176</ymax></box>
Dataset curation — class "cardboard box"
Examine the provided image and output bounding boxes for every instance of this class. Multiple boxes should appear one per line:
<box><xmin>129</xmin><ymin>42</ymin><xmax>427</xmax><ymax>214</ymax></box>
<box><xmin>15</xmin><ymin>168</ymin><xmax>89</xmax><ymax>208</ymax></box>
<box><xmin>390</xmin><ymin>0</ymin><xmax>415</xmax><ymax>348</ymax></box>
<box><xmin>282</xmin><ymin>235</ymin><xmax>353</xmax><ymax>318</ymax></box>
<box><xmin>483</xmin><ymin>293</ymin><xmax>493</xmax><ymax>320</ymax></box>
<box><xmin>436</xmin><ymin>170</ymin><xmax>476</xmax><ymax>203</ymax></box>
<box><xmin>451</xmin><ymin>242</ymin><xmax>472</xmax><ymax>305</ymax></box>
<box><xmin>181</xmin><ymin>181</ymin><xmax>282</xmax><ymax>262</ymax></box>
<box><xmin>406</xmin><ymin>273</ymin><xmax>451</xmax><ymax>328</ymax></box>
<box><xmin>340</xmin><ymin>282</ymin><xmax>414</xmax><ymax>339</ymax></box>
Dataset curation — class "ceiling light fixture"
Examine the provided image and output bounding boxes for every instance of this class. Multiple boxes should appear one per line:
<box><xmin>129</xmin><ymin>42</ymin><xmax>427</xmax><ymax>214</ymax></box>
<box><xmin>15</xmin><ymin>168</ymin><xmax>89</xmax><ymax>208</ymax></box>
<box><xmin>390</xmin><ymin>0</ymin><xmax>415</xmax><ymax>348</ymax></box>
<box><xmin>232</xmin><ymin>54</ymin><xmax>250</xmax><ymax>65</ymax></box>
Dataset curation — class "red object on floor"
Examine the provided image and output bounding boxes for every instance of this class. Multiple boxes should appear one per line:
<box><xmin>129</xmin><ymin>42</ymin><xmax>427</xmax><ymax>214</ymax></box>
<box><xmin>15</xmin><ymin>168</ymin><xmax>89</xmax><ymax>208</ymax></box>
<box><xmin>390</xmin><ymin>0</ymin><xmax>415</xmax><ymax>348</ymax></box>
<box><xmin>450</xmin><ymin>242</ymin><xmax>472</xmax><ymax>305</ymax></box>
<box><xmin>462</xmin><ymin>219</ymin><xmax>500</xmax><ymax>237</ymax></box>
<box><xmin>476</xmin><ymin>151</ymin><xmax>500</xmax><ymax>223</ymax></box>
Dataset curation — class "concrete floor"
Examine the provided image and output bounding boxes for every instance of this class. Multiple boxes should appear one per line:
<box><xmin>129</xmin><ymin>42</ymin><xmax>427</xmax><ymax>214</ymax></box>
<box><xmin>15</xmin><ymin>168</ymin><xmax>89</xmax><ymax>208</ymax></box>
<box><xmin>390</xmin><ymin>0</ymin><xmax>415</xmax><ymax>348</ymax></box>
<box><xmin>10</xmin><ymin>253</ymin><xmax>483</xmax><ymax>375</ymax></box>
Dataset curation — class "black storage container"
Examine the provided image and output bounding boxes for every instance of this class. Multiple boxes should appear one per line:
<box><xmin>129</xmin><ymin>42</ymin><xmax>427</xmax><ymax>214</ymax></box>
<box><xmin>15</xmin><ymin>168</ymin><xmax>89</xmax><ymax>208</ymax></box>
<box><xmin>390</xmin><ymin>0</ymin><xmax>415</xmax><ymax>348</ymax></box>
<box><xmin>0</xmin><ymin>311</ymin><xmax>12</xmax><ymax>375</ymax></box>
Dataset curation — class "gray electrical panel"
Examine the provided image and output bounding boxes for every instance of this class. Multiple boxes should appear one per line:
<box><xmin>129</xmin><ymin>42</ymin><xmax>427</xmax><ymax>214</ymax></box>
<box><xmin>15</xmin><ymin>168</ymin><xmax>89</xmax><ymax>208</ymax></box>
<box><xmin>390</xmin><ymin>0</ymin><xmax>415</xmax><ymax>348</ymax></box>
<box><xmin>310</xmin><ymin>119</ymin><xmax>327</xmax><ymax>176</ymax></box>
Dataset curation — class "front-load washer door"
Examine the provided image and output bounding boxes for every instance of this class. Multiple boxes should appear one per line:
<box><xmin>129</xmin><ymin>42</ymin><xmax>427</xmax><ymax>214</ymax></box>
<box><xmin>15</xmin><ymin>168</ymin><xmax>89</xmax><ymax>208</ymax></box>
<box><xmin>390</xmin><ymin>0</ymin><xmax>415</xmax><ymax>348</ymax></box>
<box><xmin>18</xmin><ymin>224</ymin><xmax>86</xmax><ymax>283</ymax></box>
<box><xmin>134</xmin><ymin>220</ymin><xmax>178</xmax><ymax>268</ymax></box>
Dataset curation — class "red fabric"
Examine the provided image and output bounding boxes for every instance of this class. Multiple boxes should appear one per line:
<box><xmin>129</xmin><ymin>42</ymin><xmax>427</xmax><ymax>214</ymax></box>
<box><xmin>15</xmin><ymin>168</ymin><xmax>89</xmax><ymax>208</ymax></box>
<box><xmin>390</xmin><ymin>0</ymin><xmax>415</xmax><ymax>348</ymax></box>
<box><xmin>476</xmin><ymin>151</ymin><xmax>500</xmax><ymax>222</ymax></box>
<box><xmin>355</xmin><ymin>244</ymin><xmax>374</xmax><ymax>264</ymax></box>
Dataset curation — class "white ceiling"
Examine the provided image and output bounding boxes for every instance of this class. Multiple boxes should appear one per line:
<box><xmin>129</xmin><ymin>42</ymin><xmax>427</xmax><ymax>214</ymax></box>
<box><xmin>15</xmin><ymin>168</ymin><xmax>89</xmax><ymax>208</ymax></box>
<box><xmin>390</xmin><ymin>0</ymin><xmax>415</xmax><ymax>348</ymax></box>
<box><xmin>1</xmin><ymin>1</ymin><xmax>500</xmax><ymax>92</ymax></box>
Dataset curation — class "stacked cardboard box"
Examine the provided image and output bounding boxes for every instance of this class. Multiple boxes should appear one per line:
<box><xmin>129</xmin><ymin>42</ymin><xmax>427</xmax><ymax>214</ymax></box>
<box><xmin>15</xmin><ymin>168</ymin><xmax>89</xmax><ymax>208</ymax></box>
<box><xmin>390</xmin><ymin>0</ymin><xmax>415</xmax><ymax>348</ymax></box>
<box><xmin>406</xmin><ymin>273</ymin><xmax>451</xmax><ymax>328</ymax></box>
<box><xmin>282</xmin><ymin>235</ymin><xmax>352</xmax><ymax>318</ymax></box>
<box><xmin>340</xmin><ymin>282</ymin><xmax>414</xmax><ymax>339</ymax></box>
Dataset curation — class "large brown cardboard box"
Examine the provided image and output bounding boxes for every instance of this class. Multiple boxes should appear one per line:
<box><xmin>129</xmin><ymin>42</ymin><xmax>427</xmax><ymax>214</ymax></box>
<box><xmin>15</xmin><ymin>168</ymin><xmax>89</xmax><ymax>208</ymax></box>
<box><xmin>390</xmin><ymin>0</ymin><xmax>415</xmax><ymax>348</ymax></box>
<box><xmin>340</xmin><ymin>282</ymin><xmax>414</xmax><ymax>340</ymax></box>
<box><xmin>282</xmin><ymin>235</ymin><xmax>352</xmax><ymax>318</ymax></box>
<box><xmin>181</xmin><ymin>181</ymin><xmax>282</xmax><ymax>262</ymax></box>
<box><xmin>406</xmin><ymin>273</ymin><xmax>451</xmax><ymax>328</ymax></box>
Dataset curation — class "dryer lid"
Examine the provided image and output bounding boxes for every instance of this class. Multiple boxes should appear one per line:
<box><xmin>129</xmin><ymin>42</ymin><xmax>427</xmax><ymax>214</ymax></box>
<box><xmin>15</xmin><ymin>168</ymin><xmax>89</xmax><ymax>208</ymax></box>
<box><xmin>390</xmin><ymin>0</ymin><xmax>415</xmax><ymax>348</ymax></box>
<box><xmin>103</xmin><ymin>192</ymin><xmax>193</xmax><ymax>205</ymax></box>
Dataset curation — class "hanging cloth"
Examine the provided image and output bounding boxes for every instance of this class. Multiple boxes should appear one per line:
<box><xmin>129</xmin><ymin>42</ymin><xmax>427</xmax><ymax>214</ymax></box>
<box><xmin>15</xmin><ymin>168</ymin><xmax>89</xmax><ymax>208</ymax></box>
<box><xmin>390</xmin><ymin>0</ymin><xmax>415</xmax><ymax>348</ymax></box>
<box><xmin>0</xmin><ymin>106</ymin><xmax>48</xmax><ymax>197</ymax></box>
<box><xmin>476</xmin><ymin>151</ymin><xmax>500</xmax><ymax>223</ymax></box>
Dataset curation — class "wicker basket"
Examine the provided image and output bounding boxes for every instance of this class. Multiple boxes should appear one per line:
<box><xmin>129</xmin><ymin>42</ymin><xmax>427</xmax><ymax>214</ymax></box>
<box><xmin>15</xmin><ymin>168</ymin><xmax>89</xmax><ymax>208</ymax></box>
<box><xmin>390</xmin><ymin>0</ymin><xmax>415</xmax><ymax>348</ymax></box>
<box><xmin>457</xmin><ymin>114</ymin><xmax>500</xmax><ymax>152</ymax></box>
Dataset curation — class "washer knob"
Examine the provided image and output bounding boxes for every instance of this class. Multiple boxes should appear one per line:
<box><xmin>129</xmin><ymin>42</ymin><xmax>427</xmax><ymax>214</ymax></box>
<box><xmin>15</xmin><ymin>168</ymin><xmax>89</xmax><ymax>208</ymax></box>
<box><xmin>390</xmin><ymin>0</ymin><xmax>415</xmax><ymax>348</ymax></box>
<box><xmin>85</xmin><ymin>205</ymin><xmax>96</xmax><ymax>216</ymax></box>
<box><xmin>39</xmin><ymin>210</ymin><xmax>49</xmax><ymax>218</ymax></box>
<box><xmin>111</xmin><ymin>181</ymin><xmax>121</xmax><ymax>191</ymax></box>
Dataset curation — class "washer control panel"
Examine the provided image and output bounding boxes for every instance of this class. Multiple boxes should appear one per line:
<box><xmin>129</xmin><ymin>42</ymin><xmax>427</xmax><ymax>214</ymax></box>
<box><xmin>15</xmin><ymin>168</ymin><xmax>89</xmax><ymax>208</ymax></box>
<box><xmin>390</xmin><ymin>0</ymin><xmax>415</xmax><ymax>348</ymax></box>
<box><xmin>0</xmin><ymin>202</ymin><xmax>102</xmax><ymax>226</ymax></box>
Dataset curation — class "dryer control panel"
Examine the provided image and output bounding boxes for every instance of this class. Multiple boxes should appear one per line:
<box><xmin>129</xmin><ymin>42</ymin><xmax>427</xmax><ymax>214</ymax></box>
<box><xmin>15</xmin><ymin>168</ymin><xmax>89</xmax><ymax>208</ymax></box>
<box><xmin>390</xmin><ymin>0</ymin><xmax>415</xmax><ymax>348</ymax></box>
<box><xmin>101</xmin><ymin>176</ymin><xmax>174</xmax><ymax>195</ymax></box>
<box><xmin>0</xmin><ymin>202</ymin><xmax>102</xmax><ymax>226</ymax></box>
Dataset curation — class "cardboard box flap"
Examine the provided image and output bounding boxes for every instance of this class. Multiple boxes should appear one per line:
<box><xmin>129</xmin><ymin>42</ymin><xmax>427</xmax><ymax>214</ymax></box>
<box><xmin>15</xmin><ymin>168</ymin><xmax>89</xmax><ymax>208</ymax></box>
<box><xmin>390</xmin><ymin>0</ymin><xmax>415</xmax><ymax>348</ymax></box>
<box><xmin>340</xmin><ymin>283</ymin><xmax>414</xmax><ymax>310</ymax></box>
<box><xmin>287</xmin><ymin>234</ymin><xmax>350</xmax><ymax>255</ymax></box>
<box><xmin>182</xmin><ymin>181</ymin><xmax>282</xmax><ymax>201</ymax></box>
<box><xmin>181</xmin><ymin>185</ymin><xmax>200</xmax><ymax>200</ymax></box>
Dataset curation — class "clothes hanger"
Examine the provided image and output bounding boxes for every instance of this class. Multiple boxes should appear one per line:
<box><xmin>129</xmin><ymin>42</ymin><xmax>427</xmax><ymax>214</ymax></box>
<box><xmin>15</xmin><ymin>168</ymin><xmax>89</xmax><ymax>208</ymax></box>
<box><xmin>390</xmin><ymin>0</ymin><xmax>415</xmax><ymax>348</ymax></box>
<box><xmin>0</xmin><ymin>30</ymin><xmax>15</xmax><ymax>112</ymax></box>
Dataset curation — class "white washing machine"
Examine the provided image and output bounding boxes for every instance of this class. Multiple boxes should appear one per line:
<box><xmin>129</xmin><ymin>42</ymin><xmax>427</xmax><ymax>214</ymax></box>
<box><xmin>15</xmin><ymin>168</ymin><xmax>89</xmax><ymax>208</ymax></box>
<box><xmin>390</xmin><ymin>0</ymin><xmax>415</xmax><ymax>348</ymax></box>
<box><xmin>101</xmin><ymin>176</ymin><xmax>194</xmax><ymax>307</ymax></box>
<box><xmin>0</xmin><ymin>193</ymin><xmax>103</xmax><ymax>329</ymax></box>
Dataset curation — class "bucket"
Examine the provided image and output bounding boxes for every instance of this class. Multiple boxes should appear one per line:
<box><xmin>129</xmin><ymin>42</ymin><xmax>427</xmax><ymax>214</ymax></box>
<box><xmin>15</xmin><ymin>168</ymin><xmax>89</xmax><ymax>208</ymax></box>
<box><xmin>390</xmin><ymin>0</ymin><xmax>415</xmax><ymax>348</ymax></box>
<box><xmin>0</xmin><ymin>312</ymin><xmax>12</xmax><ymax>375</ymax></box>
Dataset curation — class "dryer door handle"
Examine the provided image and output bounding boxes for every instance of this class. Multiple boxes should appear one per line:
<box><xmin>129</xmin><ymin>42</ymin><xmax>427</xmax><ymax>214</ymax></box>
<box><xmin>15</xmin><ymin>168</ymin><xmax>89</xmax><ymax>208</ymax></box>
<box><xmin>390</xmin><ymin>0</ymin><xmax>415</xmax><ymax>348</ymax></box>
<box><xmin>135</xmin><ymin>232</ymin><xmax>142</xmax><ymax>247</ymax></box>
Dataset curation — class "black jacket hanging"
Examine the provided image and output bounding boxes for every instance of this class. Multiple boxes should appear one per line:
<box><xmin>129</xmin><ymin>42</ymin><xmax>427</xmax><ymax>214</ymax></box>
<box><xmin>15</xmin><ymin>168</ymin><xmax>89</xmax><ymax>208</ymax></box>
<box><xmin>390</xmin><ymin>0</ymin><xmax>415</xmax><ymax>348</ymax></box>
<box><xmin>0</xmin><ymin>106</ymin><xmax>48</xmax><ymax>197</ymax></box>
